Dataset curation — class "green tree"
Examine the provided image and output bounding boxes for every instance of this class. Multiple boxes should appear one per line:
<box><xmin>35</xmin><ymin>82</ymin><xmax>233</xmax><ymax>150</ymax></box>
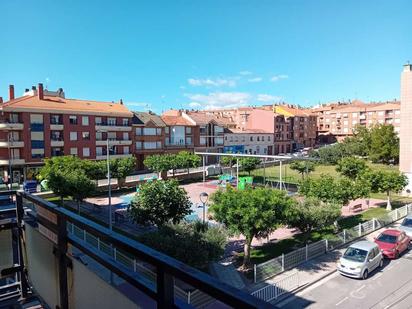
<box><xmin>176</xmin><ymin>151</ymin><xmax>201</xmax><ymax>174</ymax></box>
<box><xmin>47</xmin><ymin>169</ymin><xmax>72</xmax><ymax>206</ymax></box>
<box><xmin>311</xmin><ymin>143</ymin><xmax>349</xmax><ymax>164</ymax></box>
<box><xmin>144</xmin><ymin>154</ymin><xmax>175</xmax><ymax>179</ymax></box>
<box><xmin>109</xmin><ymin>157</ymin><xmax>136</xmax><ymax>187</ymax></box>
<box><xmin>129</xmin><ymin>179</ymin><xmax>192</xmax><ymax>226</ymax></box>
<box><xmin>299</xmin><ymin>175</ymin><xmax>369</xmax><ymax>206</ymax></box>
<box><xmin>289</xmin><ymin>161</ymin><xmax>316</xmax><ymax>180</ymax></box>
<box><xmin>336</xmin><ymin>157</ymin><xmax>368</xmax><ymax>180</ymax></box>
<box><xmin>285</xmin><ymin>198</ymin><xmax>341</xmax><ymax>238</ymax></box>
<box><xmin>369</xmin><ymin>124</ymin><xmax>399</xmax><ymax>164</ymax></box>
<box><xmin>220</xmin><ymin>155</ymin><xmax>237</xmax><ymax>176</ymax></box>
<box><xmin>239</xmin><ymin>157</ymin><xmax>261</xmax><ymax>175</ymax></box>
<box><xmin>137</xmin><ymin>222</ymin><xmax>227</xmax><ymax>269</ymax></box>
<box><xmin>363</xmin><ymin>170</ymin><xmax>408</xmax><ymax>210</ymax></box>
<box><xmin>66</xmin><ymin>171</ymin><xmax>96</xmax><ymax>214</ymax></box>
<box><xmin>210</xmin><ymin>186</ymin><xmax>293</xmax><ymax>268</ymax></box>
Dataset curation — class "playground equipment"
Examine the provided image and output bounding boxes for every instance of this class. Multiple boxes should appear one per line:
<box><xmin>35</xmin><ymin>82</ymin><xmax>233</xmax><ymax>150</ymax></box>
<box><xmin>238</xmin><ymin>176</ymin><xmax>253</xmax><ymax>190</ymax></box>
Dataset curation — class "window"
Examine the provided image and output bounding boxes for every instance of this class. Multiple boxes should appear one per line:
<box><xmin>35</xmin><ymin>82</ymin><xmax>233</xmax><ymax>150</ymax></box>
<box><xmin>69</xmin><ymin>116</ymin><xmax>77</xmax><ymax>125</ymax></box>
<box><xmin>82</xmin><ymin>116</ymin><xmax>89</xmax><ymax>126</ymax></box>
<box><xmin>123</xmin><ymin>146</ymin><xmax>129</xmax><ymax>154</ymax></box>
<box><xmin>257</xmin><ymin>136</ymin><xmax>260</xmax><ymax>141</ymax></box>
<box><xmin>10</xmin><ymin>113</ymin><xmax>19</xmax><ymax>123</ymax></box>
<box><xmin>70</xmin><ymin>148</ymin><xmax>78</xmax><ymax>156</ymax></box>
<box><xmin>136</xmin><ymin>141</ymin><xmax>142</xmax><ymax>149</ymax></box>
<box><xmin>378</xmin><ymin>111</ymin><xmax>384</xmax><ymax>116</ymax></box>
<box><xmin>70</xmin><ymin>132</ymin><xmax>78</xmax><ymax>141</ymax></box>
<box><xmin>108</xmin><ymin>118</ymin><xmax>116</xmax><ymax>126</ymax></box>
<box><xmin>83</xmin><ymin>147</ymin><xmax>90</xmax><ymax>157</ymax></box>
<box><xmin>156</xmin><ymin>128</ymin><xmax>162</xmax><ymax>135</ymax></box>
<box><xmin>165</xmin><ymin>127</ymin><xmax>169</xmax><ymax>134</ymax></box>
<box><xmin>268</xmin><ymin>136</ymin><xmax>271</xmax><ymax>141</ymax></box>
<box><xmin>123</xmin><ymin>132</ymin><xmax>129</xmax><ymax>140</ymax></box>
<box><xmin>51</xmin><ymin>115</ymin><xmax>61</xmax><ymax>124</ymax></box>
<box><xmin>144</xmin><ymin>142</ymin><xmax>157</xmax><ymax>149</ymax></box>
<box><xmin>156</xmin><ymin>141</ymin><xmax>162</xmax><ymax>149</ymax></box>
<box><xmin>31</xmin><ymin>149</ymin><xmax>44</xmax><ymax>159</ymax></box>
<box><xmin>82</xmin><ymin>132</ymin><xmax>90</xmax><ymax>140</ymax></box>
<box><xmin>122</xmin><ymin>118</ymin><xmax>129</xmax><ymax>126</ymax></box>
<box><xmin>95</xmin><ymin>117</ymin><xmax>102</xmax><ymax>125</ymax></box>
<box><xmin>352</xmin><ymin>113</ymin><xmax>357</xmax><ymax>117</ymax></box>
<box><xmin>262</xmin><ymin>136</ymin><xmax>265</xmax><ymax>141</ymax></box>
<box><xmin>143</xmin><ymin>128</ymin><xmax>157</xmax><ymax>135</ymax></box>
<box><xmin>30</xmin><ymin>114</ymin><xmax>43</xmax><ymax>124</ymax></box>
<box><xmin>96</xmin><ymin>132</ymin><xmax>103</xmax><ymax>140</ymax></box>
<box><xmin>200</xmin><ymin>126</ymin><xmax>207</xmax><ymax>134</ymax></box>
<box><xmin>186</xmin><ymin>137</ymin><xmax>192</xmax><ymax>145</ymax></box>
<box><xmin>108</xmin><ymin>132</ymin><xmax>116</xmax><ymax>140</ymax></box>
<box><xmin>200</xmin><ymin>137</ymin><xmax>206</xmax><ymax>145</ymax></box>
<box><xmin>186</xmin><ymin>127</ymin><xmax>192</xmax><ymax>134</ymax></box>
<box><xmin>135</xmin><ymin>127</ymin><xmax>142</xmax><ymax>136</ymax></box>
<box><xmin>96</xmin><ymin>147</ymin><xmax>103</xmax><ymax>156</ymax></box>
<box><xmin>11</xmin><ymin>148</ymin><xmax>20</xmax><ymax>159</ymax></box>
<box><xmin>250</xmin><ymin>136</ymin><xmax>253</xmax><ymax>141</ymax></box>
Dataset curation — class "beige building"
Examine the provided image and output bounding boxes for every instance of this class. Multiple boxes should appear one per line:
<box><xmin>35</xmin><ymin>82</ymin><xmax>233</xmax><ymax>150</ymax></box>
<box><xmin>400</xmin><ymin>63</ymin><xmax>412</xmax><ymax>193</ymax></box>
<box><xmin>224</xmin><ymin>129</ymin><xmax>274</xmax><ymax>155</ymax></box>
<box><xmin>313</xmin><ymin>100</ymin><xmax>400</xmax><ymax>143</ymax></box>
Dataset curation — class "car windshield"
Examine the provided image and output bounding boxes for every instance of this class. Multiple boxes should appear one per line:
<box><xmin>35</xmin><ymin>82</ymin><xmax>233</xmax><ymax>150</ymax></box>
<box><xmin>402</xmin><ymin>218</ymin><xmax>412</xmax><ymax>227</ymax></box>
<box><xmin>343</xmin><ymin>247</ymin><xmax>368</xmax><ymax>262</ymax></box>
<box><xmin>376</xmin><ymin>233</ymin><xmax>397</xmax><ymax>244</ymax></box>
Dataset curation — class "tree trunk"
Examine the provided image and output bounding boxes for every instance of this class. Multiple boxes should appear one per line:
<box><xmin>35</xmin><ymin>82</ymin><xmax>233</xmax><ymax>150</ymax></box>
<box><xmin>386</xmin><ymin>191</ymin><xmax>392</xmax><ymax>211</ymax></box>
<box><xmin>60</xmin><ymin>196</ymin><xmax>64</xmax><ymax>207</ymax></box>
<box><xmin>77</xmin><ymin>200</ymin><xmax>81</xmax><ymax>215</ymax></box>
<box><xmin>117</xmin><ymin>177</ymin><xmax>126</xmax><ymax>189</ymax></box>
<box><xmin>242</xmin><ymin>236</ymin><xmax>253</xmax><ymax>269</ymax></box>
<box><xmin>160</xmin><ymin>171</ymin><xmax>167</xmax><ymax>180</ymax></box>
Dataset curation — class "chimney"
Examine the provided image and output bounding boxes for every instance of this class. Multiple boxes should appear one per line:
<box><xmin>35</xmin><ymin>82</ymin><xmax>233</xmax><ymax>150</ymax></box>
<box><xmin>0</xmin><ymin>97</ymin><xmax>3</xmax><ymax>104</ymax></box>
<box><xmin>120</xmin><ymin>99</ymin><xmax>123</xmax><ymax>105</ymax></box>
<box><xmin>38</xmin><ymin>83</ymin><xmax>44</xmax><ymax>100</ymax></box>
<box><xmin>9</xmin><ymin>85</ymin><xmax>15</xmax><ymax>100</ymax></box>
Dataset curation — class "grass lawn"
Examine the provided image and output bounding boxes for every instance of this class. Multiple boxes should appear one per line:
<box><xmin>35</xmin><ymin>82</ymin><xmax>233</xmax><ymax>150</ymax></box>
<box><xmin>241</xmin><ymin>162</ymin><xmax>399</xmax><ymax>184</ymax></box>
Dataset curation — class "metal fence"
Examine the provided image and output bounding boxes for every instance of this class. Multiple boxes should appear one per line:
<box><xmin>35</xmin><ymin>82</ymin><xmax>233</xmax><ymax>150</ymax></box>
<box><xmin>67</xmin><ymin>222</ymin><xmax>215</xmax><ymax>308</ymax></box>
<box><xmin>254</xmin><ymin>204</ymin><xmax>412</xmax><ymax>283</ymax></box>
<box><xmin>252</xmin><ymin>271</ymin><xmax>299</xmax><ymax>303</ymax></box>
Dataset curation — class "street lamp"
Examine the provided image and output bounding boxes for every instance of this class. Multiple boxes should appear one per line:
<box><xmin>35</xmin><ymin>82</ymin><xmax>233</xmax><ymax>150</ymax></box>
<box><xmin>97</xmin><ymin>130</ymin><xmax>112</xmax><ymax>231</ymax></box>
<box><xmin>199</xmin><ymin>192</ymin><xmax>209</xmax><ymax>224</ymax></box>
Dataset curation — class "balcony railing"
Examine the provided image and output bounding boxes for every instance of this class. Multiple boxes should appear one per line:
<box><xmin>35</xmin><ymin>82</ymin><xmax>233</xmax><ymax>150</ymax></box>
<box><xmin>0</xmin><ymin>191</ymin><xmax>269</xmax><ymax>309</ymax></box>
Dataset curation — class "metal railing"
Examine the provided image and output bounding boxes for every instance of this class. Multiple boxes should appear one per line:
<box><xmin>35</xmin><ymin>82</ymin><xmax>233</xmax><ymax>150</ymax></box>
<box><xmin>252</xmin><ymin>271</ymin><xmax>299</xmax><ymax>303</ymax></box>
<box><xmin>254</xmin><ymin>204</ymin><xmax>412</xmax><ymax>283</ymax></box>
<box><xmin>18</xmin><ymin>191</ymin><xmax>272</xmax><ymax>309</ymax></box>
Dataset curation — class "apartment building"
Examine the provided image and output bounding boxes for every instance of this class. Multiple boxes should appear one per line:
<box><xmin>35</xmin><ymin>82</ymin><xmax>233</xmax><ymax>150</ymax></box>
<box><xmin>224</xmin><ymin>129</ymin><xmax>274</xmax><ymax>155</ymax></box>
<box><xmin>161</xmin><ymin>110</ymin><xmax>195</xmax><ymax>153</ymax></box>
<box><xmin>400</xmin><ymin>63</ymin><xmax>412</xmax><ymax>193</ymax></box>
<box><xmin>312</xmin><ymin>100</ymin><xmax>400</xmax><ymax>142</ymax></box>
<box><xmin>132</xmin><ymin>111</ymin><xmax>166</xmax><ymax>170</ymax></box>
<box><xmin>0</xmin><ymin>84</ymin><xmax>133</xmax><ymax>182</ymax></box>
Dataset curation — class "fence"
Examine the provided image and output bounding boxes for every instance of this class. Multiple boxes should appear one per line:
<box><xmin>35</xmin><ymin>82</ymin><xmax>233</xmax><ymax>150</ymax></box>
<box><xmin>67</xmin><ymin>222</ymin><xmax>215</xmax><ymax>308</ymax></box>
<box><xmin>254</xmin><ymin>204</ymin><xmax>412</xmax><ymax>283</ymax></box>
<box><xmin>251</xmin><ymin>271</ymin><xmax>299</xmax><ymax>303</ymax></box>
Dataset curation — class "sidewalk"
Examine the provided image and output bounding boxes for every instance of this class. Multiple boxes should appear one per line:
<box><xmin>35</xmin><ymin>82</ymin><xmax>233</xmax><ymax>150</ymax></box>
<box><xmin>250</xmin><ymin>220</ymin><xmax>403</xmax><ymax>301</ymax></box>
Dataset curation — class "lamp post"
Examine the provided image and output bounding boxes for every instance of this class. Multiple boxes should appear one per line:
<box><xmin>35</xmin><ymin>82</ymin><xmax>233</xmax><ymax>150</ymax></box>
<box><xmin>98</xmin><ymin>130</ymin><xmax>112</xmax><ymax>231</ymax></box>
<box><xmin>199</xmin><ymin>192</ymin><xmax>209</xmax><ymax>224</ymax></box>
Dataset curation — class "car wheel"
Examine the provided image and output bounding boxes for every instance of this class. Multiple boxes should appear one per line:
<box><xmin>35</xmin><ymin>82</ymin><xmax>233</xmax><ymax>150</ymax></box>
<box><xmin>362</xmin><ymin>269</ymin><xmax>368</xmax><ymax>280</ymax></box>
<box><xmin>379</xmin><ymin>259</ymin><xmax>384</xmax><ymax>268</ymax></box>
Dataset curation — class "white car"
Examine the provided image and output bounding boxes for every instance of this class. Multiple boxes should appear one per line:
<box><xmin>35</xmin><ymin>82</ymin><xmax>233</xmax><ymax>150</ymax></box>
<box><xmin>399</xmin><ymin>216</ymin><xmax>412</xmax><ymax>239</ymax></box>
<box><xmin>337</xmin><ymin>241</ymin><xmax>383</xmax><ymax>279</ymax></box>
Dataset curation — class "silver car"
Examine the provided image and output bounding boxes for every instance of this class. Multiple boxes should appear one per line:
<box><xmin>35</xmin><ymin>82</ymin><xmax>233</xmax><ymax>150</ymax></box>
<box><xmin>337</xmin><ymin>241</ymin><xmax>383</xmax><ymax>279</ymax></box>
<box><xmin>399</xmin><ymin>216</ymin><xmax>412</xmax><ymax>239</ymax></box>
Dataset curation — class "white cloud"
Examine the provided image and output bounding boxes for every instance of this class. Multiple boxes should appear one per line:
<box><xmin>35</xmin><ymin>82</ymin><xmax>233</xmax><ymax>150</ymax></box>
<box><xmin>239</xmin><ymin>70</ymin><xmax>253</xmax><ymax>76</ymax></box>
<box><xmin>270</xmin><ymin>74</ymin><xmax>289</xmax><ymax>82</ymax></box>
<box><xmin>256</xmin><ymin>94</ymin><xmax>282</xmax><ymax>102</ymax></box>
<box><xmin>188</xmin><ymin>78</ymin><xmax>236</xmax><ymax>87</ymax></box>
<box><xmin>248</xmin><ymin>77</ymin><xmax>263</xmax><ymax>83</ymax></box>
<box><xmin>185</xmin><ymin>92</ymin><xmax>251</xmax><ymax>109</ymax></box>
<box><xmin>125</xmin><ymin>102</ymin><xmax>152</xmax><ymax>110</ymax></box>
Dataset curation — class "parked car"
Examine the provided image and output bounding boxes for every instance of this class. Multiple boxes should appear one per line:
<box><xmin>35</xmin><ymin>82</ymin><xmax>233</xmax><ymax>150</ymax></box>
<box><xmin>399</xmin><ymin>215</ymin><xmax>412</xmax><ymax>239</ymax></box>
<box><xmin>337</xmin><ymin>241</ymin><xmax>383</xmax><ymax>279</ymax></box>
<box><xmin>374</xmin><ymin>229</ymin><xmax>410</xmax><ymax>259</ymax></box>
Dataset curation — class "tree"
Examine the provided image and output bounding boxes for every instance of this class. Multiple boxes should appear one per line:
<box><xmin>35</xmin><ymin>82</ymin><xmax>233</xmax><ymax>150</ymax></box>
<box><xmin>82</xmin><ymin>159</ymin><xmax>106</xmax><ymax>182</ymax></box>
<box><xmin>137</xmin><ymin>222</ymin><xmax>227</xmax><ymax>269</ymax></box>
<box><xmin>298</xmin><ymin>175</ymin><xmax>370</xmax><ymax>206</ymax></box>
<box><xmin>129</xmin><ymin>179</ymin><xmax>192</xmax><ymax>226</ymax></box>
<box><xmin>369</xmin><ymin>124</ymin><xmax>399</xmax><ymax>164</ymax></box>
<box><xmin>66</xmin><ymin>171</ymin><xmax>96</xmax><ymax>214</ymax></box>
<box><xmin>363</xmin><ymin>170</ymin><xmax>408</xmax><ymax>210</ymax></box>
<box><xmin>311</xmin><ymin>143</ymin><xmax>349</xmax><ymax>164</ymax></box>
<box><xmin>289</xmin><ymin>161</ymin><xmax>316</xmax><ymax>180</ymax></box>
<box><xmin>336</xmin><ymin>157</ymin><xmax>368</xmax><ymax>180</ymax></box>
<box><xmin>210</xmin><ymin>187</ymin><xmax>293</xmax><ymax>268</ymax></box>
<box><xmin>239</xmin><ymin>157</ymin><xmax>261</xmax><ymax>175</ymax></box>
<box><xmin>285</xmin><ymin>198</ymin><xmax>341</xmax><ymax>238</ymax></box>
<box><xmin>47</xmin><ymin>169</ymin><xmax>72</xmax><ymax>207</ymax></box>
<box><xmin>220</xmin><ymin>155</ymin><xmax>237</xmax><ymax>176</ymax></box>
<box><xmin>176</xmin><ymin>151</ymin><xmax>201</xmax><ymax>174</ymax></box>
<box><xmin>109</xmin><ymin>157</ymin><xmax>136</xmax><ymax>187</ymax></box>
<box><xmin>144</xmin><ymin>154</ymin><xmax>175</xmax><ymax>179</ymax></box>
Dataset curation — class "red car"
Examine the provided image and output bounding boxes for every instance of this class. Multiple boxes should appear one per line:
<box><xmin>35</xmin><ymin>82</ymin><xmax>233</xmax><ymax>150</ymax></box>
<box><xmin>374</xmin><ymin>229</ymin><xmax>410</xmax><ymax>259</ymax></box>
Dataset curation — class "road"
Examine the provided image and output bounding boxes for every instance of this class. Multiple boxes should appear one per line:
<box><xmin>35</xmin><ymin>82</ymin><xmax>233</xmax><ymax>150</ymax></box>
<box><xmin>278</xmin><ymin>248</ymin><xmax>412</xmax><ymax>309</ymax></box>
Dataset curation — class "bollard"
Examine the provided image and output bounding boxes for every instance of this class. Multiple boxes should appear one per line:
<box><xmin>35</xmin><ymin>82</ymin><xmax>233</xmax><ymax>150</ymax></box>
<box><xmin>359</xmin><ymin>223</ymin><xmax>362</xmax><ymax>237</ymax></box>
<box><xmin>372</xmin><ymin>218</ymin><xmax>376</xmax><ymax>230</ymax></box>
<box><xmin>305</xmin><ymin>244</ymin><xmax>308</xmax><ymax>260</ymax></box>
<box><xmin>282</xmin><ymin>254</ymin><xmax>285</xmax><ymax>272</ymax></box>
<box><xmin>254</xmin><ymin>264</ymin><xmax>257</xmax><ymax>283</ymax></box>
<box><xmin>343</xmin><ymin>230</ymin><xmax>346</xmax><ymax>243</ymax></box>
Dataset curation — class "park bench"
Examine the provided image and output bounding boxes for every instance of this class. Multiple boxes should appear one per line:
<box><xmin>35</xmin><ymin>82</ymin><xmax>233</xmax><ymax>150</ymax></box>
<box><xmin>350</xmin><ymin>203</ymin><xmax>363</xmax><ymax>212</ymax></box>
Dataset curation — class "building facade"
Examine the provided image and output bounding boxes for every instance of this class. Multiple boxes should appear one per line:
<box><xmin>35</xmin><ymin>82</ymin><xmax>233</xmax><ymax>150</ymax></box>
<box><xmin>0</xmin><ymin>84</ymin><xmax>133</xmax><ymax>182</ymax></box>
<box><xmin>400</xmin><ymin>63</ymin><xmax>412</xmax><ymax>193</ymax></box>
<box><xmin>224</xmin><ymin>129</ymin><xmax>274</xmax><ymax>155</ymax></box>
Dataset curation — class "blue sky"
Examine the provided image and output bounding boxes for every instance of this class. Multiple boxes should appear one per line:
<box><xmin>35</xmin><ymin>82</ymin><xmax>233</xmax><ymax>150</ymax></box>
<box><xmin>1</xmin><ymin>0</ymin><xmax>411</xmax><ymax>112</ymax></box>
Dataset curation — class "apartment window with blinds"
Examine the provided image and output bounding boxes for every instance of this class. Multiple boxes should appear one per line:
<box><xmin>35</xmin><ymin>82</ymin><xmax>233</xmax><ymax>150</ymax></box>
<box><xmin>165</xmin><ymin>127</ymin><xmax>169</xmax><ymax>134</ymax></box>
<box><xmin>108</xmin><ymin>118</ymin><xmax>116</xmax><ymax>126</ymax></box>
<box><xmin>108</xmin><ymin>132</ymin><xmax>116</xmax><ymax>140</ymax></box>
<box><xmin>83</xmin><ymin>148</ymin><xmax>90</xmax><ymax>157</ymax></box>
<box><xmin>95</xmin><ymin>117</ymin><xmax>102</xmax><ymax>125</ymax></box>
<box><xmin>82</xmin><ymin>132</ymin><xmax>90</xmax><ymax>140</ymax></box>
<box><xmin>123</xmin><ymin>132</ymin><xmax>129</xmax><ymax>140</ymax></box>
<box><xmin>156</xmin><ymin>141</ymin><xmax>162</xmax><ymax>149</ymax></box>
<box><xmin>136</xmin><ymin>142</ymin><xmax>142</xmax><ymax>150</ymax></box>
<box><xmin>69</xmin><ymin>115</ymin><xmax>77</xmax><ymax>125</ymax></box>
<box><xmin>156</xmin><ymin>128</ymin><xmax>162</xmax><ymax>135</ymax></box>
<box><xmin>82</xmin><ymin>116</ymin><xmax>89</xmax><ymax>126</ymax></box>
<box><xmin>70</xmin><ymin>132</ymin><xmax>78</xmax><ymax>141</ymax></box>
<box><xmin>135</xmin><ymin>127</ymin><xmax>142</xmax><ymax>136</ymax></box>
<box><xmin>122</xmin><ymin>118</ymin><xmax>129</xmax><ymax>126</ymax></box>
<box><xmin>143</xmin><ymin>128</ymin><xmax>156</xmax><ymax>135</ymax></box>
<box><xmin>144</xmin><ymin>142</ymin><xmax>157</xmax><ymax>149</ymax></box>
<box><xmin>70</xmin><ymin>148</ymin><xmax>78</xmax><ymax>156</ymax></box>
<box><xmin>124</xmin><ymin>146</ymin><xmax>130</xmax><ymax>154</ymax></box>
<box><xmin>186</xmin><ymin>127</ymin><xmax>192</xmax><ymax>134</ymax></box>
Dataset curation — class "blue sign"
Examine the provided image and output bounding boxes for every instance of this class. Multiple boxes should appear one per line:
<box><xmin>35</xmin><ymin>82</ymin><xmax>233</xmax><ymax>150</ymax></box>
<box><xmin>223</xmin><ymin>145</ymin><xmax>245</xmax><ymax>153</ymax></box>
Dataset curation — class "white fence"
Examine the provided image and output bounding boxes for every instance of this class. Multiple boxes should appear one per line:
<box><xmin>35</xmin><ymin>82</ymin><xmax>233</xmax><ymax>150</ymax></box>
<box><xmin>254</xmin><ymin>204</ymin><xmax>412</xmax><ymax>283</ymax></box>
<box><xmin>252</xmin><ymin>271</ymin><xmax>299</xmax><ymax>303</ymax></box>
<box><xmin>67</xmin><ymin>222</ymin><xmax>215</xmax><ymax>308</ymax></box>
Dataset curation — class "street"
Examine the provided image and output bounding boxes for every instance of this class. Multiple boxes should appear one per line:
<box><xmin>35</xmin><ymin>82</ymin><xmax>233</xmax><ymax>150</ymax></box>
<box><xmin>278</xmin><ymin>249</ymin><xmax>412</xmax><ymax>309</ymax></box>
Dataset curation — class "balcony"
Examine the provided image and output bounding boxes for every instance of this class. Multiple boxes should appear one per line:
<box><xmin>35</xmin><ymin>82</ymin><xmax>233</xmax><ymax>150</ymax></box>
<box><xmin>0</xmin><ymin>191</ymin><xmax>268</xmax><ymax>308</ymax></box>
<box><xmin>51</xmin><ymin>140</ymin><xmax>64</xmax><ymax>147</ymax></box>
<box><xmin>0</xmin><ymin>122</ymin><xmax>24</xmax><ymax>130</ymax></box>
<box><xmin>96</xmin><ymin>153</ymin><xmax>133</xmax><ymax>160</ymax></box>
<box><xmin>50</xmin><ymin>124</ymin><xmax>64</xmax><ymax>130</ymax></box>
<box><xmin>0</xmin><ymin>140</ymin><xmax>24</xmax><ymax>148</ymax></box>
<box><xmin>30</xmin><ymin>123</ymin><xmax>44</xmax><ymax>131</ymax></box>
<box><xmin>0</xmin><ymin>158</ymin><xmax>25</xmax><ymax>165</ymax></box>
<box><xmin>95</xmin><ymin>123</ymin><xmax>132</xmax><ymax>132</ymax></box>
<box><xmin>96</xmin><ymin>139</ymin><xmax>133</xmax><ymax>146</ymax></box>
